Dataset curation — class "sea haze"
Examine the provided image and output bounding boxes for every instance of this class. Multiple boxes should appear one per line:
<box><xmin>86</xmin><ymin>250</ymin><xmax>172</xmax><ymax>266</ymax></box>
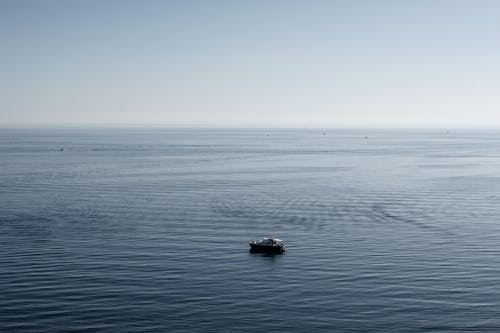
<box><xmin>1</xmin><ymin>128</ymin><xmax>500</xmax><ymax>332</ymax></box>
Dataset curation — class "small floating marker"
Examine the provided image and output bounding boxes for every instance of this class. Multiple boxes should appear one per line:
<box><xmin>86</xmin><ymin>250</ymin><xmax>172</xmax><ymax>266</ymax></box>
<box><xmin>59</xmin><ymin>147</ymin><xmax>64</xmax><ymax>151</ymax></box>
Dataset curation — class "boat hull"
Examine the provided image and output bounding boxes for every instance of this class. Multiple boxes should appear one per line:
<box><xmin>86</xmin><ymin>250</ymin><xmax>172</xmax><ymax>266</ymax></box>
<box><xmin>249</xmin><ymin>243</ymin><xmax>286</xmax><ymax>254</ymax></box>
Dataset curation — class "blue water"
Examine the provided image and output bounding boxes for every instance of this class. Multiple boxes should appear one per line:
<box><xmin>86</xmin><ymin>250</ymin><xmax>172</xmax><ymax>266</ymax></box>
<box><xmin>1</xmin><ymin>128</ymin><xmax>500</xmax><ymax>332</ymax></box>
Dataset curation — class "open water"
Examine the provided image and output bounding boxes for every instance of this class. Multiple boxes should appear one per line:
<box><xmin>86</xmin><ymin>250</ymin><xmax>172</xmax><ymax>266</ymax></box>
<box><xmin>1</xmin><ymin>128</ymin><xmax>500</xmax><ymax>332</ymax></box>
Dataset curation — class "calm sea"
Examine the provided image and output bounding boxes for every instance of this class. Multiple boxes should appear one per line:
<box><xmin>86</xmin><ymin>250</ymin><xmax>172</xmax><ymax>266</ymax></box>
<box><xmin>1</xmin><ymin>128</ymin><xmax>500</xmax><ymax>332</ymax></box>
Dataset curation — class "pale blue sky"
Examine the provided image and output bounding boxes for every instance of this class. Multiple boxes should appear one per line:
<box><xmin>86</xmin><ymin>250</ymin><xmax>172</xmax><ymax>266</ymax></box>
<box><xmin>1</xmin><ymin>0</ymin><xmax>499</xmax><ymax>127</ymax></box>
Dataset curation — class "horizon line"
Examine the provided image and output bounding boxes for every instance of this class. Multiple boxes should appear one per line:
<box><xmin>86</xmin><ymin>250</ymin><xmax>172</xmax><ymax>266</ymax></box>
<box><xmin>1</xmin><ymin>124</ymin><xmax>500</xmax><ymax>131</ymax></box>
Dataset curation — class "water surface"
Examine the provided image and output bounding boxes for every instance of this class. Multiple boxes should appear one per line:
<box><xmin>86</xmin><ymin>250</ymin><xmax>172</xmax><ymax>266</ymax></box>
<box><xmin>1</xmin><ymin>128</ymin><xmax>500</xmax><ymax>332</ymax></box>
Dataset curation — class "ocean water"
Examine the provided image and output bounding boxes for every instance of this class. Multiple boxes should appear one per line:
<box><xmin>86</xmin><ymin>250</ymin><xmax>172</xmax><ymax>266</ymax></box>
<box><xmin>1</xmin><ymin>128</ymin><xmax>500</xmax><ymax>332</ymax></box>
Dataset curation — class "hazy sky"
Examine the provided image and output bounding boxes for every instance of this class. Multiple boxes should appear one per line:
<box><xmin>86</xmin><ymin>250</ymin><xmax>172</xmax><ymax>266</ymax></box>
<box><xmin>1</xmin><ymin>0</ymin><xmax>499</xmax><ymax>127</ymax></box>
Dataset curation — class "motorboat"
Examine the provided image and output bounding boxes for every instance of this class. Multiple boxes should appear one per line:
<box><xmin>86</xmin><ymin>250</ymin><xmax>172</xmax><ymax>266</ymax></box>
<box><xmin>249</xmin><ymin>237</ymin><xmax>286</xmax><ymax>253</ymax></box>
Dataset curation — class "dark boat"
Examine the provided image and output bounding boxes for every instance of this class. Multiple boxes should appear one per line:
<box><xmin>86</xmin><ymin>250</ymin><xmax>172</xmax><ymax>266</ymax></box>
<box><xmin>249</xmin><ymin>237</ymin><xmax>286</xmax><ymax>253</ymax></box>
